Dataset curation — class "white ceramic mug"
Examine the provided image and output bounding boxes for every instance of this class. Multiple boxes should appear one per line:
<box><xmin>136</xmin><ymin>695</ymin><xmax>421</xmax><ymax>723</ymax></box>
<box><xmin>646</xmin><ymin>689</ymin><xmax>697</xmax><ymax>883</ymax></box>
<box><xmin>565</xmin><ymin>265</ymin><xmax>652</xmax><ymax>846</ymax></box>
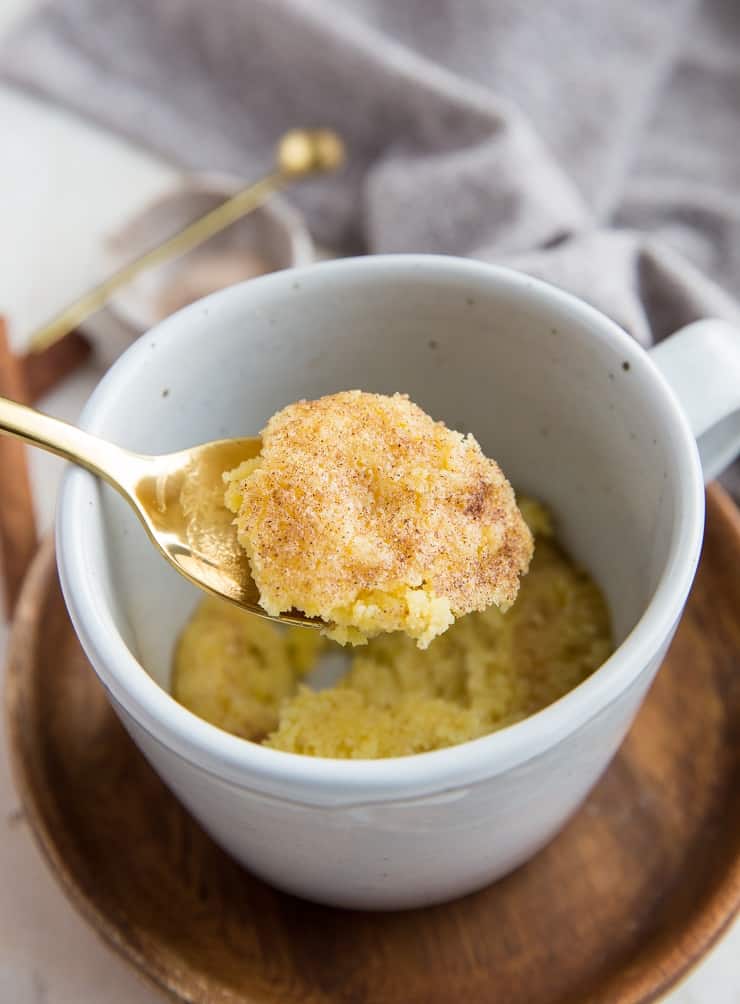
<box><xmin>57</xmin><ymin>256</ymin><xmax>740</xmax><ymax>909</ymax></box>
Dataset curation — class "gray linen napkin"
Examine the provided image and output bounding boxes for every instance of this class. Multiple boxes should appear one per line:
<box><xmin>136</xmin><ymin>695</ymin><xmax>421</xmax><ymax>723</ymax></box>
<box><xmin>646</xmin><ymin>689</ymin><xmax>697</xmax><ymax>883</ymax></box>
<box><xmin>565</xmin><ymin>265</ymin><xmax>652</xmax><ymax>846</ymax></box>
<box><xmin>2</xmin><ymin>0</ymin><xmax>740</xmax><ymax>486</ymax></box>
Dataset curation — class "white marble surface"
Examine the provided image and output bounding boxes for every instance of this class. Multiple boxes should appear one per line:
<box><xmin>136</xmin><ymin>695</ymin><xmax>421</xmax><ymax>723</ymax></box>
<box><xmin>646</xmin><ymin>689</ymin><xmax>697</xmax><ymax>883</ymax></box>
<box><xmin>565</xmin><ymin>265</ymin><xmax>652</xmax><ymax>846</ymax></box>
<box><xmin>0</xmin><ymin>2</ymin><xmax>738</xmax><ymax>1001</ymax></box>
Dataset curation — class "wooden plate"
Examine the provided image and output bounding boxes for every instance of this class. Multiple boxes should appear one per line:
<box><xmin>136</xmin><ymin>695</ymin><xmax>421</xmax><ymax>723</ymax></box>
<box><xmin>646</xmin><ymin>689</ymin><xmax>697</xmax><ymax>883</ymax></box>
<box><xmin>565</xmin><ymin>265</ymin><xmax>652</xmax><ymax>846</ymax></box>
<box><xmin>5</xmin><ymin>484</ymin><xmax>740</xmax><ymax>1004</ymax></box>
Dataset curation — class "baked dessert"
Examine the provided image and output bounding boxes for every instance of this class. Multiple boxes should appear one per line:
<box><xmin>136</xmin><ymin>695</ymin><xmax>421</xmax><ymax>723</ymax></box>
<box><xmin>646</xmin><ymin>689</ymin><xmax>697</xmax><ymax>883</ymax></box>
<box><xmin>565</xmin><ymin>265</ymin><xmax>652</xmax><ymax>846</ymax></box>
<box><xmin>225</xmin><ymin>391</ymin><xmax>533</xmax><ymax>648</ymax></box>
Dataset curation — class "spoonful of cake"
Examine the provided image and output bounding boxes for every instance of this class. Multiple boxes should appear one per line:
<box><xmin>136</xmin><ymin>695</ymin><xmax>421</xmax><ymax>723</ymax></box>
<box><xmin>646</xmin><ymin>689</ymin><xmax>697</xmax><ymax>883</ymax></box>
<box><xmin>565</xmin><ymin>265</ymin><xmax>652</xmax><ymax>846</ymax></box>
<box><xmin>0</xmin><ymin>390</ymin><xmax>532</xmax><ymax>647</ymax></box>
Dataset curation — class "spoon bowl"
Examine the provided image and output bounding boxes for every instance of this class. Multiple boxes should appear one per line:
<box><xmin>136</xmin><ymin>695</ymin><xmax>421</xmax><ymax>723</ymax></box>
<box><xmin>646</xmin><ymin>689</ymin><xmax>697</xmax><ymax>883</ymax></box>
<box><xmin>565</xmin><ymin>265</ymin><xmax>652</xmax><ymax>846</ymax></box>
<box><xmin>0</xmin><ymin>397</ymin><xmax>318</xmax><ymax>627</ymax></box>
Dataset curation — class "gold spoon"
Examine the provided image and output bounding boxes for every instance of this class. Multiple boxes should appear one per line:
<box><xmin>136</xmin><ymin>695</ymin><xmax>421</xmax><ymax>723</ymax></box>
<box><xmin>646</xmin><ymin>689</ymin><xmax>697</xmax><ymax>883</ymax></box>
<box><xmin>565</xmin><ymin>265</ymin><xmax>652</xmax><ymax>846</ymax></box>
<box><xmin>0</xmin><ymin>396</ymin><xmax>317</xmax><ymax>627</ymax></box>
<box><xmin>29</xmin><ymin>128</ymin><xmax>345</xmax><ymax>353</ymax></box>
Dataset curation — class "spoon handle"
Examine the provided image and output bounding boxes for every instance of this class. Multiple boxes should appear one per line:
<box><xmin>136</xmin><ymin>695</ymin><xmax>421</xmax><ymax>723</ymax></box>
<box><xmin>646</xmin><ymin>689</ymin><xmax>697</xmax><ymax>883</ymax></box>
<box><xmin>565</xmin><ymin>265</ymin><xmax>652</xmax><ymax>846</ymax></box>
<box><xmin>28</xmin><ymin>172</ymin><xmax>284</xmax><ymax>354</ymax></box>
<box><xmin>29</xmin><ymin>129</ymin><xmax>345</xmax><ymax>354</ymax></box>
<box><xmin>0</xmin><ymin>395</ymin><xmax>139</xmax><ymax>489</ymax></box>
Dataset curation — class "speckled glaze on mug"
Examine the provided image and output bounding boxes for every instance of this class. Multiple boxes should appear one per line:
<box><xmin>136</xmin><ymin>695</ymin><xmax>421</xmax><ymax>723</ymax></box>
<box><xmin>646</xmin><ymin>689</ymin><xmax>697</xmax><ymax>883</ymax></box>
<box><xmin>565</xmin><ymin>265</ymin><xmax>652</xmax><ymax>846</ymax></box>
<box><xmin>57</xmin><ymin>256</ymin><xmax>740</xmax><ymax>909</ymax></box>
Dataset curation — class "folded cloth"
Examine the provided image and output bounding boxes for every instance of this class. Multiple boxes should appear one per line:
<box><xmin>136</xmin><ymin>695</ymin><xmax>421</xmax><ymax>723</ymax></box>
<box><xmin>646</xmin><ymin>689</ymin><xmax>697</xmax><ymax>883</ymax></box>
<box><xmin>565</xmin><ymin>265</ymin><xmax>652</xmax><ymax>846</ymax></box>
<box><xmin>2</xmin><ymin>0</ymin><xmax>739</xmax><ymax>487</ymax></box>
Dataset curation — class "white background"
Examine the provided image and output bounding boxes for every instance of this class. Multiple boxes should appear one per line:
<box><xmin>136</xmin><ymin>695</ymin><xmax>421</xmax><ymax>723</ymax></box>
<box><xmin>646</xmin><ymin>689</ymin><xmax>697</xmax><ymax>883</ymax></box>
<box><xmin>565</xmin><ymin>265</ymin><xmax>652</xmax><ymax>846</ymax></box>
<box><xmin>0</xmin><ymin>1</ymin><xmax>738</xmax><ymax>1000</ymax></box>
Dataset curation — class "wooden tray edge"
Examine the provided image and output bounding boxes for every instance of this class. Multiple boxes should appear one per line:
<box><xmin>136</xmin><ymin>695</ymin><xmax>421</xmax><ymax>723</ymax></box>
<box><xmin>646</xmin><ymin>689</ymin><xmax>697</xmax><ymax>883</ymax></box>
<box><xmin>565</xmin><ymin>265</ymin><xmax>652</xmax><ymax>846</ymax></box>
<box><xmin>4</xmin><ymin>484</ymin><xmax>740</xmax><ymax>1004</ymax></box>
<box><xmin>4</xmin><ymin>536</ymin><xmax>183</xmax><ymax>1003</ymax></box>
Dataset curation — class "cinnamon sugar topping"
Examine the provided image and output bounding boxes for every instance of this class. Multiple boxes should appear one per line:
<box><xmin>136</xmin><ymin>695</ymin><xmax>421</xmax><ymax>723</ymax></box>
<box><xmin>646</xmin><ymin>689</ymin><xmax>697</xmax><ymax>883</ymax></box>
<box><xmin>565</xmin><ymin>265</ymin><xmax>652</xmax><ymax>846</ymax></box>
<box><xmin>225</xmin><ymin>391</ymin><xmax>533</xmax><ymax>648</ymax></box>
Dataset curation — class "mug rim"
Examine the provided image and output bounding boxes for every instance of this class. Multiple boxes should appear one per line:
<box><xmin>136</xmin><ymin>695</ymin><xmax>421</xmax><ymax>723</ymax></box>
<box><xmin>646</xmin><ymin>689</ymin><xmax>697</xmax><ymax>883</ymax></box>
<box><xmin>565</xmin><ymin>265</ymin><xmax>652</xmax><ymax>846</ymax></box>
<box><xmin>57</xmin><ymin>254</ymin><xmax>705</xmax><ymax>801</ymax></box>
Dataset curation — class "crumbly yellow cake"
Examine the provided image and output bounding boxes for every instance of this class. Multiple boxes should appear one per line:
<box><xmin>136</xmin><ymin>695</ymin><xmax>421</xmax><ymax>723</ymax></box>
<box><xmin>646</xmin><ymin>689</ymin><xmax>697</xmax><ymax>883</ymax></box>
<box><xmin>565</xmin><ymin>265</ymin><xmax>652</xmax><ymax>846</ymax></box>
<box><xmin>172</xmin><ymin>597</ymin><xmax>322</xmax><ymax>740</ymax></box>
<box><xmin>171</xmin><ymin>499</ymin><xmax>613</xmax><ymax>758</ymax></box>
<box><xmin>224</xmin><ymin>391</ymin><xmax>533</xmax><ymax>648</ymax></box>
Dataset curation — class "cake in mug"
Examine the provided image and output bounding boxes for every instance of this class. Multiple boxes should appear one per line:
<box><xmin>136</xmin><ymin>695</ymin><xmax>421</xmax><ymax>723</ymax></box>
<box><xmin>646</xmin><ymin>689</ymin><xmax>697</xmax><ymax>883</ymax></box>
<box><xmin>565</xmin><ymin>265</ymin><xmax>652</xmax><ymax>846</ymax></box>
<box><xmin>172</xmin><ymin>497</ymin><xmax>612</xmax><ymax>758</ymax></box>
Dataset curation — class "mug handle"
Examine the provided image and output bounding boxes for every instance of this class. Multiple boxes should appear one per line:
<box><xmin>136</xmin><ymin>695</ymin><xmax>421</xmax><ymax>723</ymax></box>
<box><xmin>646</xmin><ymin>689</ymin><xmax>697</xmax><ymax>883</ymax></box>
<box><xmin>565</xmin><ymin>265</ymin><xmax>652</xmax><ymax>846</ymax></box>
<box><xmin>649</xmin><ymin>319</ymin><xmax>740</xmax><ymax>482</ymax></box>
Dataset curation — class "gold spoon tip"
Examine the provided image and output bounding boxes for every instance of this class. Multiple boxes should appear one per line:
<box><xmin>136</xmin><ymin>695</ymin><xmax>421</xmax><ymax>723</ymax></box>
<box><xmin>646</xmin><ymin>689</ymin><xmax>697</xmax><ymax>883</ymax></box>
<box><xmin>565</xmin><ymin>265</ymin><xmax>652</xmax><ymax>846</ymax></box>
<box><xmin>277</xmin><ymin>128</ymin><xmax>345</xmax><ymax>177</ymax></box>
<box><xmin>28</xmin><ymin>127</ymin><xmax>346</xmax><ymax>354</ymax></box>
